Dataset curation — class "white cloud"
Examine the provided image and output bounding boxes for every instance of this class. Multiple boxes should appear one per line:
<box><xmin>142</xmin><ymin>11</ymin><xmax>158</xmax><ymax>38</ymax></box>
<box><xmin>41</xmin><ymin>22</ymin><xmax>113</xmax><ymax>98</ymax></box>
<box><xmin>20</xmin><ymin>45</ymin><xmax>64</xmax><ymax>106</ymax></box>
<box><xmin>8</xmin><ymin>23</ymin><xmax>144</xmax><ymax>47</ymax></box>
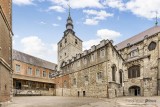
<box><xmin>97</xmin><ymin>29</ymin><xmax>121</xmax><ymax>40</ymax></box>
<box><xmin>83</xmin><ymin>9</ymin><xmax>113</xmax><ymax>25</ymax></box>
<box><xmin>83</xmin><ymin>39</ymin><xmax>101</xmax><ymax>50</ymax></box>
<box><xmin>48</xmin><ymin>6</ymin><xmax>65</xmax><ymax>12</ymax></box>
<box><xmin>20</xmin><ymin>36</ymin><xmax>57</xmax><ymax>63</ymax></box>
<box><xmin>52</xmin><ymin>23</ymin><xmax>60</xmax><ymax>26</ymax></box>
<box><xmin>13</xmin><ymin>0</ymin><xmax>34</xmax><ymax>5</ymax></box>
<box><xmin>49</xmin><ymin>0</ymin><xmax>103</xmax><ymax>9</ymax></box>
<box><xmin>126</xmin><ymin>0</ymin><xmax>160</xmax><ymax>19</ymax></box>
<box><xmin>40</xmin><ymin>21</ymin><xmax>46</xmax><ymax>24</ymax></box>
<box><xmin>83</xmin><ymin>29</ymin><xmax>121</xmax><ymax>50</ymax></box>
<box><xmin>57</xmin><ymin>16</ymin><xmax>62</xmax><ymax>20</ymax></box>
<box><xmin>83</xmin><ymin>18</ymin><xmax>99</xmax><ymax>25</ymax></box>
<box><xmin>104</xmin><ymin>0</ymin><xmax>126</xmax><ymax>11</ymax></box>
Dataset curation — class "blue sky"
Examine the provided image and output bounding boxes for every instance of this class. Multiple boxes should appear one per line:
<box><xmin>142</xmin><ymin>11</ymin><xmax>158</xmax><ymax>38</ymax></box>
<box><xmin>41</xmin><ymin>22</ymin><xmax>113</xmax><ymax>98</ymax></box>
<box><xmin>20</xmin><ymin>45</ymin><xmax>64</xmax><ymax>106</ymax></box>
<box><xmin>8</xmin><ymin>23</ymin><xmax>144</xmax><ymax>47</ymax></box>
<box><xmin>12</xmin><ymin>0</ymin><xmax>160</xmax><ymax>63</ymax></box>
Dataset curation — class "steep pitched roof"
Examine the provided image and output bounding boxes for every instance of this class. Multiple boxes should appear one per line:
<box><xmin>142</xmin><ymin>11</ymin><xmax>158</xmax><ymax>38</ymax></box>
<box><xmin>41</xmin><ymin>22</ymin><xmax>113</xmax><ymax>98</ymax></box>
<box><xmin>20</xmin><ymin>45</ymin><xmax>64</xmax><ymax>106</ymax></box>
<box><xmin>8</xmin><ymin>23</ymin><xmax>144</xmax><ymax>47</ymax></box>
<box><xmin>12</xmin><ymin>50</ymin><xmax>57</xmax><ymax>70</ymax></box>
<box><xmin>116</xmin><ymin>26</ymin><xmax>160</xmax><ymax>50</ymax></box>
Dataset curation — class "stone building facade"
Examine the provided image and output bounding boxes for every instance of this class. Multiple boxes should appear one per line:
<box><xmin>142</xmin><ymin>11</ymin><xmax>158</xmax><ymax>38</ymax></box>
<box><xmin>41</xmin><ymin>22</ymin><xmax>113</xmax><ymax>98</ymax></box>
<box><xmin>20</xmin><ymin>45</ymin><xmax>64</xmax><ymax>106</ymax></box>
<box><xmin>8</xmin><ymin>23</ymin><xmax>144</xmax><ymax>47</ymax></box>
<box><xmin>54</xmin><ymin>11</ymin><xmax>160</xmax><ymax>98</ymax></box>
<box><xmin>0</xmin><ymin>0</ymin><xmax>13</xmax><ymax>103</ymax></box>
<box><xmin>12</xmin><ymin>50</ymin><xmax>57</xmax><ymax>96</ymax></box>
<box><xmin>116</xmin><ymin>26</ymin><xmax>160</xmax><ymax>97</ymax></box>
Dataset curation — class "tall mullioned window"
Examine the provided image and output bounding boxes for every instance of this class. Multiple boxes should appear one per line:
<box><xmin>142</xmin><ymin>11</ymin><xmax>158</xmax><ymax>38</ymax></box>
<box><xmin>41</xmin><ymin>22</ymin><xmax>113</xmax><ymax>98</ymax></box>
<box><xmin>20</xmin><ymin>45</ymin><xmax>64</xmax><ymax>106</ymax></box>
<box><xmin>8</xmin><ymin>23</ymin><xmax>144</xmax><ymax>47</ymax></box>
<box><xmin>128</xmin><ymin>65</ymin><xmax>140</xmax><ymax>78</ymax></box>
<box><xmin>16</xmin><ymin>64</ymin><xmax>20</xmax><ymax>72</ymax></box>
<box><xmin>112</xmin><ymin>65</ymin><xmax>116</xmax><ymax>81</ymax></box>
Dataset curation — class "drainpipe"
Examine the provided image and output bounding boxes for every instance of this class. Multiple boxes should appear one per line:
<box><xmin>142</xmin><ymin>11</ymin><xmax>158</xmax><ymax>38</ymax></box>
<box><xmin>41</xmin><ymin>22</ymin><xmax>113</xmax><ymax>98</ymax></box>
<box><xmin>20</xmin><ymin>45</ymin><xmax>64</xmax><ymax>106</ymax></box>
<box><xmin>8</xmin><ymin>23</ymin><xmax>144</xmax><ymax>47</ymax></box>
<box><xmin>157</xmin><ymin>33</ymin><xmax>160</xmax><ymax>95</ymax></box>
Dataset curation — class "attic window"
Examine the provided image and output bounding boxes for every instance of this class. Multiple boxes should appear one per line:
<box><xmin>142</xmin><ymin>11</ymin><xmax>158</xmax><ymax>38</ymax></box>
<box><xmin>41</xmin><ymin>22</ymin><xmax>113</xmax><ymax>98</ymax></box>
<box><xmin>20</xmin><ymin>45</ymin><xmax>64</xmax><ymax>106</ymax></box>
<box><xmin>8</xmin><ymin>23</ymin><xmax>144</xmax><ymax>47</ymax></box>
<box><xmin>148</xmin><ymin>41</ymin><xmax>156</xmax><ymax>51</ymax></box>
<box><xmin>127</xmin><ymin>43</ymin><xmax>130</xmax><ymax>46</ymax></box>
<box><xmin>144</xmin><ymin>35</ymin><xmax>148</xmax><ymax>39</ymax></box>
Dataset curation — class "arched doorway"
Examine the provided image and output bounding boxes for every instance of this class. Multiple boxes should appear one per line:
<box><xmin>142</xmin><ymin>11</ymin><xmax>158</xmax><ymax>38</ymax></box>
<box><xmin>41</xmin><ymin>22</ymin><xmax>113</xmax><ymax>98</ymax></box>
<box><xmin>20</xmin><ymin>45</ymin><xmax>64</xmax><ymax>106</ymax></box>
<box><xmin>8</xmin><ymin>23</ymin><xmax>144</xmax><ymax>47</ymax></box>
<box><xmin>129</xmin><ymin>86</ymin><xmax>140</xmax><ymax>96</ymax></box>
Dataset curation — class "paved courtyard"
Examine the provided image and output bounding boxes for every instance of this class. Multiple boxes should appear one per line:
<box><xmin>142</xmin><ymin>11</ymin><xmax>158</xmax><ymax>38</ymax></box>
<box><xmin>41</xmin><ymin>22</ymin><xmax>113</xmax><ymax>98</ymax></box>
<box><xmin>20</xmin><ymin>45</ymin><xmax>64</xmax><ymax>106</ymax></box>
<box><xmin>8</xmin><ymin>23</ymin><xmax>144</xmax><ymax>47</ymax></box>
<box><xmin>5</xmin><ymin>96</ymin><xmax>160</xmax><ymax>107</ymax></box>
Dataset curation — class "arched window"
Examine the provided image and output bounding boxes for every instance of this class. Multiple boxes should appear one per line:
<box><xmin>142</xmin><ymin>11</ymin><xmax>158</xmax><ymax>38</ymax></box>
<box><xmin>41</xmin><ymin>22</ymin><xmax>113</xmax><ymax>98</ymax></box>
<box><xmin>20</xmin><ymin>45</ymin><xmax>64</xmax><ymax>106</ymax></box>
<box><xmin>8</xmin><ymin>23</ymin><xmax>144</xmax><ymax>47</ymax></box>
<box><xmin>119</xmin><ymin>70</ymin><xmax>123</xmax><ymax>86</ymax></box>
<box><xmin>128</xmin><ymin>65</ymin><xmax>140</xmax><ymax>78</ymax></box>
<box><xmin>112</xmin><ymin>64</ymin><xmax>116</xmax><ymax>81</ymax></box>
<box><xmin>148</xmin><ymin>41</ymin><xmax>156</xmax><ymax>51</ymax></box>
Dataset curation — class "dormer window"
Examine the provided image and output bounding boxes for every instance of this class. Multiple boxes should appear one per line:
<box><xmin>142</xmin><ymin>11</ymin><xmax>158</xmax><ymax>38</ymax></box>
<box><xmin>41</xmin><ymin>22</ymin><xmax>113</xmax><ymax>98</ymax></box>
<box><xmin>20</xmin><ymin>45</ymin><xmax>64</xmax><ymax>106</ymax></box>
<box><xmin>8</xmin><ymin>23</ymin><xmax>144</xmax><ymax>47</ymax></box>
<box><xmin>130</xmin><ymin>49</ymin><xmax>138</xmax><ymax>58</ymax></box>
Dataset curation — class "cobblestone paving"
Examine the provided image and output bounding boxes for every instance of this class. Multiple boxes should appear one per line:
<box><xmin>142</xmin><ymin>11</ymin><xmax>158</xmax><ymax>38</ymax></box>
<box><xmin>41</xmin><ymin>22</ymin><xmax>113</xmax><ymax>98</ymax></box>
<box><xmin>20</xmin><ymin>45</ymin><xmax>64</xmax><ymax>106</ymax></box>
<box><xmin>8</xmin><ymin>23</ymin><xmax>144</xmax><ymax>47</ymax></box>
<box><xmin>6</xmin><ymin>96</ymin><xmax>160</xmax><ymax>107</ymax></box>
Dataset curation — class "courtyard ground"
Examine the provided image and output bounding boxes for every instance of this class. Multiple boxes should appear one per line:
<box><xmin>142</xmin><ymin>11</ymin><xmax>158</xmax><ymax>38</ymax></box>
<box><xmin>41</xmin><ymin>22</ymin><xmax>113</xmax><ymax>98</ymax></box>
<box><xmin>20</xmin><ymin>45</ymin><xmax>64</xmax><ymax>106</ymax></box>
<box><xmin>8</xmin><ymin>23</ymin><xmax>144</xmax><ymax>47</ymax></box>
<box><xmin>5</xmin><ymin>96</ymin><xmax>160</xmax><ymax>107</ymax></box>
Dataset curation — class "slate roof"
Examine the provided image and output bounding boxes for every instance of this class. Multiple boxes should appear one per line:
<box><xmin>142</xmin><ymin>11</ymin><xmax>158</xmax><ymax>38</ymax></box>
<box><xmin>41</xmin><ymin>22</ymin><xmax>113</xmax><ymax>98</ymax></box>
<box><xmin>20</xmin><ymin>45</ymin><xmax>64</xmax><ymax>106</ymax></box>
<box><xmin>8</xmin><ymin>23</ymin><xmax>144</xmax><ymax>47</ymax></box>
<box><xmin>116</xmin><ymin>26</ymin><xmax>160</xmax><ymax>50</ymax></box>
<box><xmin>12</xmin><ymin>50</ymin><xmax>57</xmax><ymax>70</ymax></box>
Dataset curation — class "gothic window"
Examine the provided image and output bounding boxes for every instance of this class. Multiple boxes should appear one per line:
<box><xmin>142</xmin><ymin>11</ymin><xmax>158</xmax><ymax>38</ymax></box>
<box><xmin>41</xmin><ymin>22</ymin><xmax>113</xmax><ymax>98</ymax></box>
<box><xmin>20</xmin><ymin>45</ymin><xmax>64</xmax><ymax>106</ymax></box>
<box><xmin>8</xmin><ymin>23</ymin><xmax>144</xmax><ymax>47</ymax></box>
<box><xmin>84</xmin><ymin>76</ymin><xmax>89</xmax><ymax>81</ymax></box>
<box><xmin>65</xmin><ymin>38</ymin><xmax>67</xmax><ymax>43</ymax></box>
<box><xmin>112</xmin><ymin>64</ymin><xmax>116</xmax><ymax>81</ymax></box>
<box><xmin>16</xmin><ymin>64</ymin><xmax>20</xmax><ymax>72</ymax></box>
<box><xmin>75</xmin><ymin>39</ymin><xmax>78</xmax><ymax>44</ymax></box>
<box><xmin>100</xmin><ymin>49</ymin><xmax>105</xmax><ymax>57</ymax></box>
<box><xmin>148</xmin><ymin>41</ymin><xmax>156</xmax><ymax>51</ymax></box>
<box><xmin>91</xmin><ymin>53</ymin><xmax>95</xmax><ymax>61</ymax></box>
<box><xmin>97</xmin><ymin>72</ymin><xmax>102</xmax><ymax>80</ymax></box>
<box><xmin>64</xmin><ymin>80</ymin><xmax>67</xmax><ymax>88</ymax></box>
<box><xmin>73</xmin><ymin>78</ymin><xmax>76</xmax><ymax>85</ymax></box>
<box><xmin>60</xmin><ymin>43</ymin><xmax>62</xmax><ymax>47</ymax></box>
<box><xmin>128</xmin><ymin>65</ymin><xmax>140</xmax><ymax>78</ymax></box>
<box><xmin>84</xmin><ymin>58</ymin><xmax>87</xmax><ymax>64</ymax></box>
<box><xmin>119</xmin><ymin>70</ymin><xmax>123</xmax><ymax>86</ymax></box>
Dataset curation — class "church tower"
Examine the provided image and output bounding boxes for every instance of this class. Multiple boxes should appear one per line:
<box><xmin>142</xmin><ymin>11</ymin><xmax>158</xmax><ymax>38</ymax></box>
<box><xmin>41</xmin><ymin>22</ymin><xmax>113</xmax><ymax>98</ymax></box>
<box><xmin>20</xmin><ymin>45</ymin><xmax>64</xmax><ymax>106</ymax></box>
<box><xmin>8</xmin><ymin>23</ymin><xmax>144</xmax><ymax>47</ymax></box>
<box><xmin>57</xmin><ymin>8</ymin><xmax>83</xmax><ymax>71</ymax></box>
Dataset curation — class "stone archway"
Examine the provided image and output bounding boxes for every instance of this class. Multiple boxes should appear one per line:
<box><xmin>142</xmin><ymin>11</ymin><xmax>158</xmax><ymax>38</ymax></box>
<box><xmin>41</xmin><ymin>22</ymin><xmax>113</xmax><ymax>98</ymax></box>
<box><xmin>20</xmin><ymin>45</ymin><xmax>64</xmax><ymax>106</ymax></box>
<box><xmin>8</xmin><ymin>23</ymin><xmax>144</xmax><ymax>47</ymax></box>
<box><xmin>129</xmin><ymin>86</ymin><xmax>140</xmax><ymax>96</ymax></box>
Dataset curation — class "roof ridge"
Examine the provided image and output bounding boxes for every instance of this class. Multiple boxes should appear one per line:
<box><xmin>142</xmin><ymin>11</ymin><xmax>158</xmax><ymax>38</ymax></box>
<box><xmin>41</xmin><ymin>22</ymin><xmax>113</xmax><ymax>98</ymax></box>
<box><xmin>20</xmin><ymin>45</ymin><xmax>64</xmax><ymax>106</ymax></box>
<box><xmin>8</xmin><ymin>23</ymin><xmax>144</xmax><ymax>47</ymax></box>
<box><xmin>13</xmin><ymin>49</ymin><xmax>57</xmax><ymax>65</ymax></box>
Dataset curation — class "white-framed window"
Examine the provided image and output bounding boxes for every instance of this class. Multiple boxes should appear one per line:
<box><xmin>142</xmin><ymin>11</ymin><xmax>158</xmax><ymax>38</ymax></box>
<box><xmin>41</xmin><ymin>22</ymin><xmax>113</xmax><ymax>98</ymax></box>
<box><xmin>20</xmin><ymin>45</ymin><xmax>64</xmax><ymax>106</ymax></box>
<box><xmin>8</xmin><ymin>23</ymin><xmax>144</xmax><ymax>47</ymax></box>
<box><xmin>43</xmin><ymin>71</ymin><xmax>47</xmax><ymax>77</ymax></box>
<box><xmin>100</xmin><ymin>49</ymin><xmax>105</xmax><ymax>57</ymax></box>
<box><xmin>49</xmin><ymin>72</ymin><xmax>52</xmax><ymax>78</ymax></box>
<box><xmin>35</xmin><ymin>69</ymin><xmax>40</xmax><ymax>77</ymax></box>
<box><xmin>27</xmin><ymin>67</ymin><xmax>32</xmax><ymax>75</ymax></box>
<box><xmin>16</xmin><ymin>64</ymin><xmax>20</xmax><ymax>72</ymax></box>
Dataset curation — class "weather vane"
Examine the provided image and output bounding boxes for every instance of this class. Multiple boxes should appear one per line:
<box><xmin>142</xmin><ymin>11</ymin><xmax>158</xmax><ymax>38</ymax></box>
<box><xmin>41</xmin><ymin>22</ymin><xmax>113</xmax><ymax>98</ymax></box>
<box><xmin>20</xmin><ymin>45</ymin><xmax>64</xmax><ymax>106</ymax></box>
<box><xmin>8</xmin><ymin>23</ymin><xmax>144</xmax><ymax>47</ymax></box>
<box><xmin>67</xmin><ymin>0</ymin><xmax>71</xmax><ymax>17</ymax></box>
<box><xmin>155</xmin><ymin>11</ymin><xmax>158</xmax><ymax>26</ymax></box>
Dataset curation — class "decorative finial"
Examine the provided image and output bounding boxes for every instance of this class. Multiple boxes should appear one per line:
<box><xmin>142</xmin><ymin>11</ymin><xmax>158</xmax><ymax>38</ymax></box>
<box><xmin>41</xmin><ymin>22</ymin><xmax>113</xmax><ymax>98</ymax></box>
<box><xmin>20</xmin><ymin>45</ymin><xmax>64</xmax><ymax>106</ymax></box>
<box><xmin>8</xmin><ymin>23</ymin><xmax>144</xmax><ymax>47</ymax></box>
<box><xmin>155</xmin><ymin>11</ymin><xmax>158</xmax><ymax>26</ymax></box>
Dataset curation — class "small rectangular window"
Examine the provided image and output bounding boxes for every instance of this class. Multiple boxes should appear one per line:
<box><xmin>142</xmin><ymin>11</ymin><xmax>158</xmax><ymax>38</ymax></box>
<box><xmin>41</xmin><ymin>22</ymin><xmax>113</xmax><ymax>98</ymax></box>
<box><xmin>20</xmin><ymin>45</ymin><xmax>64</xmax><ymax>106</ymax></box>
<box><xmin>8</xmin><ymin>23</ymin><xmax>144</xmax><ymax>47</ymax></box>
<box><xmin>27</xmin><ymin>67</ymin><xmax>32</xmax><ymax>75</ymax></box>
<box><xmin>36</xmin><ymin>69</ymin><xmax>40</xmax><ymax>77</ymax></box>
<box><xmin>16</xmin><ymin>64</ymin><xmax>20</xmax><ymax>72</ymax></box>
<box><xmin>43</xmin><ymin>71</ymin><xmax>47</xmax><ymax>77</ymax></box>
